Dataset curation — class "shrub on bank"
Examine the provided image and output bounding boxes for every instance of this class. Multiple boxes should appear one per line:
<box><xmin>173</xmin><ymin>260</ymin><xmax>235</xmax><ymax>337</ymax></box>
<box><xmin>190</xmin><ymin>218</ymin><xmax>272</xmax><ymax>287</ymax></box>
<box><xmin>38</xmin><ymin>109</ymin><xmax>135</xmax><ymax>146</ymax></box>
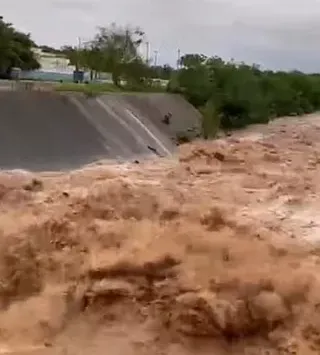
<box><xmin>168</xmin><ymin>56</ymin><xmax>320</xmax><ymax>136</ymax></box>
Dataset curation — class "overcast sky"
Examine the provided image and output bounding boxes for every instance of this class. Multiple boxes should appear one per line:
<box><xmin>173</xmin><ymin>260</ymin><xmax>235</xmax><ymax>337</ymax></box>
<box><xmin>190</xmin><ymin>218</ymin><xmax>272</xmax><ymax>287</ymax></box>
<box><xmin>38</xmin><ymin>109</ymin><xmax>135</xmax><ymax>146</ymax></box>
<box><xmin>1</xmin><ymin>0</ymin><xmax>320</xmax><ymax>72</ymax></box>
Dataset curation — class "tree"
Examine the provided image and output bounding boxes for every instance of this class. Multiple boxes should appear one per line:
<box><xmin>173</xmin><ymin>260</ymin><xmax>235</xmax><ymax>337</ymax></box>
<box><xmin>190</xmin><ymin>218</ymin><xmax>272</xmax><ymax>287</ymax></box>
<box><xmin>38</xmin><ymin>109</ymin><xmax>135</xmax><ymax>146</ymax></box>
<box><xmin>61</xmin><ymin>23</ymin><xmax>174</xmax><ymax>88</ymax></box>
<box><xmin>148</xmin><ymin>64</ymin><xmax>175</xmax><ymax>80</ymax></box>
<box><xmin>169</xmin><ymin>52</ymin><xmax>320</xmax><ymax>134</ymax></box>
<box><xmin>61</xmin><ymin>24</ymin><xmax>153</xmax><ymax>86</ymax></box>
<box><xmin>87</xmin><ymin>23</ymin><xmax>145</xmax><ymax>86</ymax></box>
<box><xmin>60</xmin><ymin>45</ymin><xmax>82</xmax><ymax>71</ymax></box>
<box><xmin>0</xmin><ymin>16</ymin><xmax>40</xmax><ymax>76</ymax></box>
<box><xmin>179</xmin><ymin>54</ymin><xmax>207</xmax><ymax>68</ymax></box>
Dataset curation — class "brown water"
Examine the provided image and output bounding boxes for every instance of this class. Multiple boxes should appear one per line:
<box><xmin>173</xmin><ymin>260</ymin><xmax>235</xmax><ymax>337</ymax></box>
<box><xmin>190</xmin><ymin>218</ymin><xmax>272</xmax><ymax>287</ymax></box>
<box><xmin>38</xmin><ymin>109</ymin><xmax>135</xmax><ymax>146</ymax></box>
<box><xmin>1</xmin><ymin>115</ymin><xmax>320</xmax><ymax>354</ymax></box>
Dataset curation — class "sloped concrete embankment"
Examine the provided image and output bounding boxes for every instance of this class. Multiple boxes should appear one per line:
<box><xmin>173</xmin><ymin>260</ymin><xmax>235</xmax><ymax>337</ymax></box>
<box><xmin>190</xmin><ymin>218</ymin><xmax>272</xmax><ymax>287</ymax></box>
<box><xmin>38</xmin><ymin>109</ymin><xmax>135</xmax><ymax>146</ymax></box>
<box><xmin>69</xmin><ymin>94</ymin><xmax>175</xmax><ymax>160</ymax></box>
<box><xmin>70</xmin><ymin>93</ymin><xmax>202</xmax><ymax>159</ymax></box>
<box><xmin>122</xmin><ymin>93</ymin><xmax>202</xmax><ymax>141</ymax></box>
<box><xmin>0</xmin><ymin>91</ymin><xmax>110</xmax><ymax>171</ymax></box>
<box><xmin>0</xmin><ymin>91</ymin><xmax>201</xmax><ymax>171</ymax></box>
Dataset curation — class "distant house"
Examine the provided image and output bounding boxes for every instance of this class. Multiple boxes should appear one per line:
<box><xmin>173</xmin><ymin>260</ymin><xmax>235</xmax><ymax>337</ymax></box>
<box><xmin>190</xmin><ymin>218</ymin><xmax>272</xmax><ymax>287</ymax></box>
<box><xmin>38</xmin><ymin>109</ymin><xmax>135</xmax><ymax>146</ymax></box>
<box><xmin>17</xmin><ymin>48</ymin><xmax>80</xmax><ymax>82</ymax></box>
<box><xmin>18</xmin><ymin>48</ymin><xmax>113</xmax><ymax>83</ymax></box>
<box><xmin>32</xmin><ymin>47</ymin><xmax>74</xmax><ymax>73</ymax></box>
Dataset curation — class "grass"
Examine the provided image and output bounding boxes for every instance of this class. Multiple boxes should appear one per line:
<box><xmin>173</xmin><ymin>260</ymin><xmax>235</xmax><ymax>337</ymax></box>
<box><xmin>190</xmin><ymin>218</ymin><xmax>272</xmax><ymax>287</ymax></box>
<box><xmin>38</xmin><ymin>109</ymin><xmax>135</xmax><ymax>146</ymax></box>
<box><xmin>54</xmin><ymin>81</ymin><xmax>167</xmax><ymax>96</ymax></box>
<box><xmin>54</xmin><ymin>82</ymin><xmax>121</xmax><ymax>95</ymax></box>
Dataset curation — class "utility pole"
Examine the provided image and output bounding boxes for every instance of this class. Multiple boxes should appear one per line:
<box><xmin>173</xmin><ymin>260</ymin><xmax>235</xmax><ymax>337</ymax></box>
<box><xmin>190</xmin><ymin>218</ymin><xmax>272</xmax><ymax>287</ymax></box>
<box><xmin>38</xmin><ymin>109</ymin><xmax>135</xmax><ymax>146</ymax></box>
<box><xmin>177</xmin><ymin>48</ymin><xmax>181</xmax><ymax>69</ymax></box>
<box><xmin>146</xmin><ymin>42</ymin><xmax>150</xmax><ymax>63</ymax></box>
<box><xmin>76</xmin><ymin>37</ymin><xmax>82</xmax><ymax>72</ymax></box>
<box><xmin>154</xmin><ymin>50</ymin><xmax>158</xmax><ymax>66</ymax></box>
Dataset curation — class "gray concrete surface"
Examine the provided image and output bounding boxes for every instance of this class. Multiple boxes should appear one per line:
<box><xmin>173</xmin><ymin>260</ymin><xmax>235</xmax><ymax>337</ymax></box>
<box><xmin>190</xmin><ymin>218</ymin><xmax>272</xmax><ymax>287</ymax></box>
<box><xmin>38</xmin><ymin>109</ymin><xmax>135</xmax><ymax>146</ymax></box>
<box><xmin>123</xmin><ymin>93</ymin><xmax>202</xmax><ymax>141</ymax></box>
<box><xmin>0</xmin><ymin>80</ymin><xmax>14</xmax><ymax>91</ymax></box>
<box><xmin>0</xmin><ymin>91</ymin><xmax>111</xmax><ymax>170</ymax></box>
<box><xmin>0</xmin><ymin>91</ymin><xmax>201</xmax><ymax>171</ymax></box>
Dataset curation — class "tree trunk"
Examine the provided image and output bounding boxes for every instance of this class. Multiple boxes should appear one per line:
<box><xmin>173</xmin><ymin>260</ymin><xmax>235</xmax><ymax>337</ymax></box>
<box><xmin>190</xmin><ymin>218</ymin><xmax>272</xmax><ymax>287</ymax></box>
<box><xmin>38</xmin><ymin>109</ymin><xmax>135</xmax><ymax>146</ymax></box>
<box><xmin>112</xmin><ymin>71</ymin><xmax>121</xmax><ymax>87</ymax></box>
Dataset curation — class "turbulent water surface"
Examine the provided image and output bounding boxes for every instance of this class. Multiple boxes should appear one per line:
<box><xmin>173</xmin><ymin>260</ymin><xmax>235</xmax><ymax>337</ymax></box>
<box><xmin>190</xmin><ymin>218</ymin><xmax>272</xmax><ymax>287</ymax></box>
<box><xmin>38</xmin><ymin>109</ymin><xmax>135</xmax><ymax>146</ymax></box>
<box><xmin>1</xmin><ymin>114</ymin><xmax>320</xmax><ymax>354</ymax></box>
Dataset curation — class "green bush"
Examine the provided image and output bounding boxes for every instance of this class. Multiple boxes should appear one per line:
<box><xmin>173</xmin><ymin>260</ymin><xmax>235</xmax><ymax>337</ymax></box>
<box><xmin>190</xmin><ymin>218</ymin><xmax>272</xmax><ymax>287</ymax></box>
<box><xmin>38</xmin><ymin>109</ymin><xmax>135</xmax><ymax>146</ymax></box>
<box><xmin>168</xmin><ymin>56</ymin><xmax>320</xmax><ymax>134</ymax></box>
<box><xmin>200</xmin><ymin>99</ymin><xmax>221</xmax><ymax>138</ymax></box>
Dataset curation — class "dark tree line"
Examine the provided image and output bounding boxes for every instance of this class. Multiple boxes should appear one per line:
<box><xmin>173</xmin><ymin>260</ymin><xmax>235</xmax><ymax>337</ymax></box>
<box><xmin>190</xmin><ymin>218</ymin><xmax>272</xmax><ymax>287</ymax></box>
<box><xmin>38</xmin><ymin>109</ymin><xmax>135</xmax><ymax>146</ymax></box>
<box><xmin>0</xmin><ymin>16</ymin><xmax>40</xmax><ymax>78</ymax></box>
<box><xmin>168</xmin><ymin>54</ymin><xmax>320</xmax><ymax>136</ymax></box>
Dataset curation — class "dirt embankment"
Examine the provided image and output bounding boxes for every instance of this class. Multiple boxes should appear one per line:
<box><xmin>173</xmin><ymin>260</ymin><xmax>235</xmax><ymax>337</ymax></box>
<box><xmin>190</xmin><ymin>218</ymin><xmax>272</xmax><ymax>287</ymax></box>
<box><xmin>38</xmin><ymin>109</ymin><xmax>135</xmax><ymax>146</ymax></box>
<box><xmin>1</xmin><ymin>115</ymin><xmax>320</xmax><ymax>354</ymax></box>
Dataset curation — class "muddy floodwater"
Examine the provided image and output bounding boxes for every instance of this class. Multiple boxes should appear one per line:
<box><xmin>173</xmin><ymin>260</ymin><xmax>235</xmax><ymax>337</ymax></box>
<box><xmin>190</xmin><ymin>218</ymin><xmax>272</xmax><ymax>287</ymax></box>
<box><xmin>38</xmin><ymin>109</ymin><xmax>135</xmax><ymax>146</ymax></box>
<box><xmin>1</xmin><ymin>114</ymin><xmax>320</xmax><ymax>354</ymax></box>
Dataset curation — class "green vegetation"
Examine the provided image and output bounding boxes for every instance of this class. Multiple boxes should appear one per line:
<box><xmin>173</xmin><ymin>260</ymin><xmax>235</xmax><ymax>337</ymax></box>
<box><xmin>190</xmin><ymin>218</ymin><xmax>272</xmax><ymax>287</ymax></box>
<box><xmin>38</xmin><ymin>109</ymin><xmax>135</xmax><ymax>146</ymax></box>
<box><xmin>168</xmin><ymin>54</ymin><xmax>320</xmax><ymax>136</ymax></box>
<box><xmin>2</xmin><ymin>17</ymin><xmax>320</xmax><ymax>137</ymax></box>
<box><xmin>54</xmin><ymin>81</ymin><xmax>166</xmax><ymax>96</ymax></box>
<box><xmin>57</xmin><ymin>24</ymin><xmax>172</xmax><ymax>90</ymax></box>
<box><xmin>54</xmin><ymin>82</ymin><xmax>121</xmax><ymax>94</ymax></box>
<box><xmin>0</xmin><ymin>16</ymin><xmax>40</xmax><ymax>78</ymax></box>
<box><xmin>41</xmin><ymin>23</ymin><xmax>174</xmax><ymax>90</ymax></box>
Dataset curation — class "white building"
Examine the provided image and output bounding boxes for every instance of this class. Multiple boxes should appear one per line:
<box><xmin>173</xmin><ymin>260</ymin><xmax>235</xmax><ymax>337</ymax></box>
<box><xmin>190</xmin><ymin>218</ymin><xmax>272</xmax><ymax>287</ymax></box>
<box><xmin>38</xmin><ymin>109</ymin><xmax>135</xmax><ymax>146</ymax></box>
<box><xmin>32</xmin><ymin>48</ymin><xmax>75</xmax><ymax>74</ymax></box>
